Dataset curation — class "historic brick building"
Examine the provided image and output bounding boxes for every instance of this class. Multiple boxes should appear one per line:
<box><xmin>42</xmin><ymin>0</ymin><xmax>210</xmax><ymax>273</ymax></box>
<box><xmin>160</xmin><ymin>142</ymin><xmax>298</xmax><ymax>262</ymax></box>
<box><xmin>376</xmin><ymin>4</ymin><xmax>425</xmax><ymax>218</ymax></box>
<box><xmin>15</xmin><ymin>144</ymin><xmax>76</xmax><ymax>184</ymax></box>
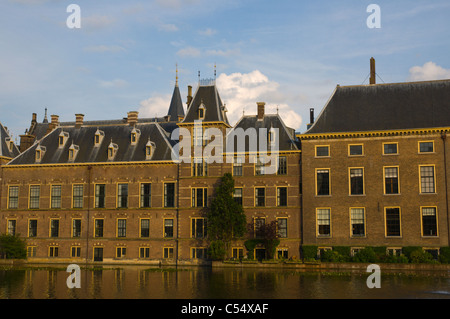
<box><xmin>299</xmin><ymin>78</ymin><xmax>450</xmax><ymax>259</ymax></box>
<box><xmin>0</xmin><ymin>77</ymin><xmax>301</xmax><ymax>264</ymax></box>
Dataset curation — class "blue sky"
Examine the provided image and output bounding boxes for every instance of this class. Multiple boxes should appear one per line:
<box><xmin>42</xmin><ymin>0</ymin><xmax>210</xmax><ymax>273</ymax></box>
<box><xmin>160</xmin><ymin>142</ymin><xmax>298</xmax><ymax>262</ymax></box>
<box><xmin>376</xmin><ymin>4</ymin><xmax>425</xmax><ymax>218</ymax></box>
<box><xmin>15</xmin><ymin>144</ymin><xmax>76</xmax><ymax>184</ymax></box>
<box><xmin>1</xmin><ymin>0</ymin><xmax>450</xmax><ymax>141</ymax></box>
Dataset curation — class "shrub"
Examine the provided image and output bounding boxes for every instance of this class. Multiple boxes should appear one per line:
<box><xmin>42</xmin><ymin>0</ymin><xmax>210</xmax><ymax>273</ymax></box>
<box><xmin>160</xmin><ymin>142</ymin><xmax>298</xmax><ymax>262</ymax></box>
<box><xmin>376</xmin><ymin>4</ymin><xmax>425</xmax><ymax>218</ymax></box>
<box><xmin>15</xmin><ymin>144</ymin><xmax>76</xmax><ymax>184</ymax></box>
<box><xmin>352</xmin><ymin>247</ymin><xmax>378</xmax><ymax>263</ymax></box>
<box><xmin>301</xmin><ymin>246</ymin><xmax>318</xmax><ymax>260</ymax></box>
<box><xmin>439</xmin><ymin>247</ymin><xmax>450</xmax><ymax>264</ymax></box>
<box><xmin>244</xmin><ymin>239</ymin><xmax>262</xmax><ymax>259</ymax></box>
<box><xmin>208</xmin><ymin>240</ymin><xmax>226</xmax><ymax>261</ymax></box>
<box><xmin>0</xmin><ymin>234</ymin><xmax>27</xmax><ymax>259</ymax></box>
<box><xmin>402</xmin><ymin>246</ymin><xmax>421</xmax><ymax>262</ymax></box>
<box><xmin>332</xmin><ymin>246</ymin><xmax>351</xmax><ymax>261</ymax></box>
<box><xmin>320</xmin><ymin>249</ymin><xmax>345</xmax><ymax>262</ymax></box>
<box><xmin>409</xmin><ymin>249</ymin><xmax>434</xmax><ymax>264</ymax></box>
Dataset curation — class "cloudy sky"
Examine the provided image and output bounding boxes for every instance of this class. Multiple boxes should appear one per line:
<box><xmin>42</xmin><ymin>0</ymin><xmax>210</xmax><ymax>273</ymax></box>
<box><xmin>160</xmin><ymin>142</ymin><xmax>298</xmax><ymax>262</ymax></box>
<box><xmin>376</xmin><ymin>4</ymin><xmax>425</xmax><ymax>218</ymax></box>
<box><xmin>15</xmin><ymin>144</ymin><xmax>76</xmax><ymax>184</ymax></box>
<box><xmin>1</xmin><ymin>0</ymin><xmax>450</xmax><ymax>141</ymax></box>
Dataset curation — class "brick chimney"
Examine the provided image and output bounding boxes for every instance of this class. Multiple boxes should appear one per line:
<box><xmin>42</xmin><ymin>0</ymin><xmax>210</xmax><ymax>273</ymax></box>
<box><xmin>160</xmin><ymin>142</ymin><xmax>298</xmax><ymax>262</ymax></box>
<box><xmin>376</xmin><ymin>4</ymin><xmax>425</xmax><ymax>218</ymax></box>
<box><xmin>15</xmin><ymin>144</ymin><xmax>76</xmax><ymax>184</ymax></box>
<box><xmin>187</xmin><ymin>85</ymin><xmax>193</xmax><ymax>108</ymax></box>
<box><xmin>257</xmin><ymin>102</ymin><xmax>265</xmax><ymax>120</ymax></box>
<box><xmin>127</xmin><ymin>111</ymin><xmax>138</xmax><ymax>127</ymax></box>
<box><xmin>370</xmin><ymin>57</ymin><xmax>376</xmax><ymax>85</ymax></box>
<box><xmin>47</xmin><ymin>114</ymin><xmax>60</xmax><ymax>132</ymax></box>
<box><xmin>75</xmin><ymin>114</ymin><xmax>84</xmax><ymax>128</ymax></box>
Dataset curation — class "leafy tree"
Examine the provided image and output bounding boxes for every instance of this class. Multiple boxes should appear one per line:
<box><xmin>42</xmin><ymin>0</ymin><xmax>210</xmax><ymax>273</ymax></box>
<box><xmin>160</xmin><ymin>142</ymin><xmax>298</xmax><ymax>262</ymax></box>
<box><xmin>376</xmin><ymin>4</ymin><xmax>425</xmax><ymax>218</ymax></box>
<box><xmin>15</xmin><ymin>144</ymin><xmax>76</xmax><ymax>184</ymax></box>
<box><xmin>245</xmin><ymin>220</ymin><xmax>280</xmax><ymax>260</ymax></box>
<box><xmin>0</xmin><ymin>234</ymin><xmax>27</xmax><ymax>259</ymax></box>
<box><xmin>207</xmin><ymin>173</ymin><xmax>247</xmax><ymax>258</ymax></box>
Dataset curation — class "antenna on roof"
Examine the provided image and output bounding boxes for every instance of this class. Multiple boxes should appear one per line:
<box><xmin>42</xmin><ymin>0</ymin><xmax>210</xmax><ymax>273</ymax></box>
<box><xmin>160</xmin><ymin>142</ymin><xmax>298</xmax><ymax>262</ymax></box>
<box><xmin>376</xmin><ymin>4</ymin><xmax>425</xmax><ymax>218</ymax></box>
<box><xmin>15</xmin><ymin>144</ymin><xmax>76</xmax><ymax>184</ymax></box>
<box><xmin>198</xmin><ymin>71</ymin><xmax>200</xmax><ymax>83</ymax></box>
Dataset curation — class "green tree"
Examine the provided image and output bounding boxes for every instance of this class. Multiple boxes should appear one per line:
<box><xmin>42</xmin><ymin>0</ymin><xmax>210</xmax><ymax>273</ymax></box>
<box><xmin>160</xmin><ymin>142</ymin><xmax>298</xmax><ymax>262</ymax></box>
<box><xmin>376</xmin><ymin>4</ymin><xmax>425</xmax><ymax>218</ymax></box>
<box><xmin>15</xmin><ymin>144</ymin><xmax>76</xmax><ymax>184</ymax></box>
<box><xmin>0</xmin><ymin>234</ymin><xmax>27</xmax><ymax>259</ymax></box>
<box><xmin>207</xmin><ymin>173</ymin><xmax>247</xmax><ymax>259</ymax></box>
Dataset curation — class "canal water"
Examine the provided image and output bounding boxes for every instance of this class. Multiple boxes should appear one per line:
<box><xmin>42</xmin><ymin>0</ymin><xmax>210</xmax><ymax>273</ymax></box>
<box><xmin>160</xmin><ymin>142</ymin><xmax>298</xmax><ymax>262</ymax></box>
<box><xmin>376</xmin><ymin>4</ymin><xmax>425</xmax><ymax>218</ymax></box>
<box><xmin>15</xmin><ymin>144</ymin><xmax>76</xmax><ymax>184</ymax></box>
<box><xmin>1</xmin><ymin>265</ymin><xmax>450</xmax><ymax>299</ymax></box>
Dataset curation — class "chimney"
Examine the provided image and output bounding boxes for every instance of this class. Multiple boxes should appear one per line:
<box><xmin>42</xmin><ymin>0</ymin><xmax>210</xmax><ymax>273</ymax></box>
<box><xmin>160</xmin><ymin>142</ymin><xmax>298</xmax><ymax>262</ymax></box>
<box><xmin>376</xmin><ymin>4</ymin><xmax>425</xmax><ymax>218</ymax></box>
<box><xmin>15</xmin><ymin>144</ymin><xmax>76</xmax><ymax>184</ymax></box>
<box><xmin>307</xmin><ymin>108</ymin><xmax>315</xmax><ymax>130</ymax></box>
<box><xmin>370</xmin><ymin>57</ymin><xmax>376</xmax><ymax>85</ymax></box>
<box><xmin>47</xmin><ymin>114</ymin><xmax>60</xmax><ymax>132</ymax></box>
<box><xmin>75</xmin><ymin>114</ymin><xmax>84</xmax><ymax>128</ymax></box>
<box><xmin>187</xmin><ymin>85</ymin><xmax>193</xmax><ymax>107</ymax></box>
<box><xmin>127</xmin><ymin>111</ymin><xmax>138</xmax><ymax>127</ymax></box>
<box><xmin>257</xmin><ymin>102</ymin><xmax>265</xmax><ymax>120</ymax></box>
<box><xmin>31</xmin><ymin>113</ymin><xmax>37</xmax><ymax>125</ymax></box>
<box><xmin>19</xmin><ymin>133</ymin><xmax>35</xmax><ymax>152</ymax></box>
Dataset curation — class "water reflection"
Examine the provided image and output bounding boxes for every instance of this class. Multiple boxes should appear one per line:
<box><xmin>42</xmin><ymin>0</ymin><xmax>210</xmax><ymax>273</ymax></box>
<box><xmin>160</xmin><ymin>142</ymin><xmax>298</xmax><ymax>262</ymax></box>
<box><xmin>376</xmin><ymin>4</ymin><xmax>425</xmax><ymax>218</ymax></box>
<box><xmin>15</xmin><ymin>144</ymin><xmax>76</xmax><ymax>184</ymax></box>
<box><xmin>0</xmin><ymin>265</ymin><xmax>449</xmax><ymax>299</ymax></box>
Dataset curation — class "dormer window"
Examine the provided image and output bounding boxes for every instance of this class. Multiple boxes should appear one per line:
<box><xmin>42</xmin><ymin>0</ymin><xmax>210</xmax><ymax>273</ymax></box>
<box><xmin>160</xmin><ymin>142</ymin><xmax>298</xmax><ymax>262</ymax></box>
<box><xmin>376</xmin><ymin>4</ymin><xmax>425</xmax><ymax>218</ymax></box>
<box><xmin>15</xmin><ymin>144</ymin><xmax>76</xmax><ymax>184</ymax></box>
<box><xmin>107</xmin><ymin>140</ymin><xmax>118</xmax><ymax>160</ymax></box>
<box><xmin>198</xmin><ymin>103</ymin><xmax>206</xmax><ymax>120</ymax></box>
<box><xmin>68</xmin><ymin>144</ymin><xmax>79</xmax><ymax>162</ymax></box>
<box><xmin>145</xmin><ymin>139</ymin><xmax>155</xmax><ymax>160</ymax></box>
<box><xmin>5</xmin><ymin>137</ymin><xmax>14</xmax><ymax>152</ymax></box>
<box><xmin>35</xmin><ymin>145</ymin><xmax>46</xmax><ymax>163</ymax></box>
<box><xmin>130</xmin><ymin>128</ymin><xmax>141</xmax><ymax>145</ymax></box>
<box><xmin>94</xmin><ymin>129</ymin><xmax>105</xmax><ymax>147</ymax></box>
<box><xmin>58</xmin><ymin>131</ymin><xmax>69</xmax><ymax>148</ymax></box>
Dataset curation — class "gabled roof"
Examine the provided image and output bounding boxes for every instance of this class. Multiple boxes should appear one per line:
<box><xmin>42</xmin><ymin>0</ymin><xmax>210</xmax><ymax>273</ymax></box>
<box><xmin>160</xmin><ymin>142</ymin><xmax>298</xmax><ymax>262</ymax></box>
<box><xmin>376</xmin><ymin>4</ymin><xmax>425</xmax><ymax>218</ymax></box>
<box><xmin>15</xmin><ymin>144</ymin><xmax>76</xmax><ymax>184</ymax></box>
<box><xmin>305</xmin><ymin>79</ymin><xmax>450</xmax><ymax>134</ymax></box>
<box><xmin>227</xmin><ymin>114</ymin><xmax>299</xmax><ymax>152</ymax></box>
<box><xmin>0</xmin><ymin>122</ymin><xmax>20</xmax><ymax>159</ymax></box>
<box><xmin>8</xmin><ymin>122</ymin><xmax>176</xmax><ymax>165</ymax></box>
<box><xmin>182</xmin><ymin>83</ymin><xmax>230</xmax><ymax>125</ymax></box>
<box><xmin>167</xmin><ymin>85</ymin><xmax>185</xmax><ymax>122</ymax></box>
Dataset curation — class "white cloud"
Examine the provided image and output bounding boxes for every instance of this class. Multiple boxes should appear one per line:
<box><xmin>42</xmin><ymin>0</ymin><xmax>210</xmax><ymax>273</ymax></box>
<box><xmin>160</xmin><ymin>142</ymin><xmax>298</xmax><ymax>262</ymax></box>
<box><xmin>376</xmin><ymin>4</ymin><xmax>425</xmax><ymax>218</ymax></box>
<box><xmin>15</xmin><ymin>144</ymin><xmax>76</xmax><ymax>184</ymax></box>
<box><xmin>216</xmin><ymin>70</ymin><xmax>302</xmax><ymax>129</ymax></box>
<box><xmin>176</xmin><ymin>46</ymin><xmax>201</xmax><ymax>57</ymax></box>
<box><xmin>408</xmin><ymin>62</ymin><xmax>450</xmax><ymax>81</ymax></box>
<box><xmin>138</xmin><ymin>94</ymin><xmax>172</xmax><ymax>118</ymax></box>
<box><xmin>199</xmin><ymin>28</ymin><xmax>217</xmax><ymax>36</ymax></box>
<box><xmin>84</xmin><ymin>45</ymin><xmax>126</xmax><ymax>53</ymax></box>
<box><xmin>206</xmin><ymin>49</ymin><xmax>240</xmax><ymax>57</ymax></box>
<box><xmin>99</xmin><ymin>79</ymin><xmax>128</xmax><ymax>89</ymax></box>
<box><xmin>158</xmin><ymin>23</ymin><xmax>179</xmax><ymax>32</ymax></box>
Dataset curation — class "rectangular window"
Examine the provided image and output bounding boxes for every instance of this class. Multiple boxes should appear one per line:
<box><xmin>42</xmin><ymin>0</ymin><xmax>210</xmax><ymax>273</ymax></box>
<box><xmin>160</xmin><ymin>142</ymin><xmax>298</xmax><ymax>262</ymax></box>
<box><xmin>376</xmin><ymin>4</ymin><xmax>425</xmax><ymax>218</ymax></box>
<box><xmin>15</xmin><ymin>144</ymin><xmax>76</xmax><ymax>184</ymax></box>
<box><xmin>27</xmin><ymin>246</ymin><xmax>37</xmax><ymax>258</ymax></box>
<box><xmin>191</xmin><ymin>248</ymin><xmax>207</xmax><ymax>259</ymax></box>
<box><xmin>233</xmin><ymin>156</ymin><xmax>243</xmax><ymax>176</ymax></box>
<box><xmin>8</xmin><ymin>186</ymin><xmax>19</xmax><ymax>209</ymax></box>
<box><xmin>193</xmin><ymin>126</ymin><xmax>203</xmax><ymax>147</ymax></box>
<box><xmin>191</xmin><ymin>218</ymin><xmax>207</xmax><ymax>238</ymax></box>
<box><xmin>140</xmin><ymin>219</ymin><xmax>150</xmax><ymax>238</ymax></box>
<box><xmin>72</xmin><ymin>185</ymin><xmax>84</xmax><ymax>208</ymax></box>
<box><xmin>192</xmin><ymin>188</ymin><xmax>208</xmax><ymax>207</ymax></box>
<box><xmin>140</xmin><ymin>183</ymin><xmax>151</xmax><ymax>208</ymax></box>
<box><xmin>420</xmin><ymin>166</ymin><xmax>436</xmax><ymax>194</ymax></box>
<box><xmin>254</xmin><ymin>218</ymin><xmax>265</xmax><ymax>238</ymax></box>
<box><xmin>193</xmin><ymin>158</ymin><xmax>208</xmax><ymax>177</ymax></box>
<box><xmin>255</xmin><ymin>188</ymin><xmax>265</xmax><ymax>207</ymax></box>
<box><xmin>95</xmin><ymin>184</ymin><xmax>106</xmax><ymax>208</ymax></box>
<box><xmin>277</xmin><ymin>218</ymin><xmax>288</xmax><ymax>238</ymax></box>
<box><xmin>29</xmin><ymin>185</ymin><xmax>40</xmax><ymax>209</ymax></box>
<box><xmin>51</xmin><ymin>185</ymin><xmax>62</xmax><ymax>209</ymax></box>
<box><xmin>116</xmin><ymin>247</ymin><xmax>127</xmax><ymax>258</ymax></box>
<box><xmin>384</xmin><ymin>167</ymin><xmax>399</xmax><ymax>194</ymax></box>
<box><xmin>255</xmin><ymin>159</ymin><xmax>265</xmax><ymax>175</ymax></box>
<box><xmin>117</xmin><ymin>184</ymin><xmax>128</xmax><ymax>208</ymax></box>
<box><xmin>117</xmin><ymin>219</ymin><xmax>127</xmax><ymax>238</ymax></box>
<box><xmin>71</xmin><ymin>247</ymin><xmax>81</xmax><ymax>258</ymax></box>
<box><xmin>50</xmin><ymin>219</ymin><xmax>59</xmax><ymax>238</ymax></box>
<box><xmin>277</xmin><ymin>156</ymin><xmax>287</xmax><ymax>175</ymax></box>
<box><xmin>72</xmin><ymin>219</ymin><xmax>81</xmax><ymax>237</ymax></box>
<box><xmin>234</xmin><ymin>188</ymin><xmax>243</xmax><ymax>206</ymax></box>
<box><xmin>164</xmin><ymin>219</ymin><xmax>173</xmax><ymax>238</ymax></box>
<box><xmin>350</xmin><ymin>208</ymin><xmax>365</xmax><ymax>237</ymax></box>
<box><xmin>140</xmin><ymin>247</ymin><xmax>150</xmax><ymax>258</ymax></box>
<box><xmin>385</xmin><ymin>208</ymin><xmax>401</xmax><ymax>237</ymax></box>
<box><xmin>277</xmin><ymin>187</ymin><xmax>287</xmax><ymax>207</ymax></box>
<box><xmin>163</xmin><ymin>247</ymin><xmax>174</xmax><ymax>259</ymax></box>
<box><xmin>232</xmin><ymin>248</ymin><xmax>244</xmax><ymax>260</ymax></box>
<box><xmin>94</xmin><ymin>219</ymin><xmax>104</xmax><ymax>238</ymax></box>
<box><xmin>7</xmin><ymin>220</ymin><xmax>16</xmax><ymax>236</ymax></box>
<box><xmin>349</xmin><ymin>144</ymin><xmax>363</xmax><ymax>156</ymax></box>
<box><xmin>316</xmin><ymin>169</ymin><xmax>330</xmax><ymax>196</ymax></box>
<box><xmin>383</xmin><ymin>143</ymin><xmax>398</xmax><ymax>155</ymax></box>
<box><xmin>350</xmin><ymin>168</ymin><xmax>364</xmax><ymax>195</ymax></box>
<box><xmin>28</xmin><ymin>219</ymin><xmax>37</xmax><ymax>237</ymax></box>
<box><xmin>317</xmin><ymin>208</ymin><xmax>331</xmax><ymax>237</ymax></box>
<box><xmin>49</xmin><ymin>246</ymin><xmax>59</xmax><ymax>257</ymax></box>
<box><xmin>164</xmin><ymin>183</ymin><xmax>175</xmax><ymax>208</ymax></box>
<box><xmin>315</xmin><ymin>146</ymin><xmax>329</xmax><ymax>157</ymax></box>
<box><xmin>422</xmin><ymin>207</ymin><xmax>438</xmax><ymax>237</ymax></box>
<box><xmin>419</xmin><ymin>141</ymin><xmax>434</xmax><ymax>153</ymax></box>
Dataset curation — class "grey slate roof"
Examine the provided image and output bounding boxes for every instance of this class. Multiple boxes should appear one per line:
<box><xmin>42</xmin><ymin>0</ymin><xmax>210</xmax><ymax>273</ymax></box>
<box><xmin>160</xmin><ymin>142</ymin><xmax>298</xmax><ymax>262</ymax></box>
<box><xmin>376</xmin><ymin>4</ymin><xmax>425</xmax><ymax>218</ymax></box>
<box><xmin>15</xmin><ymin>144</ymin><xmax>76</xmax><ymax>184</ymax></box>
<box><xmin>167</xmin><ymin>85</ymin><xmax>185</xmax><ymax>121</ymax></box>
<box><xmin>305</xmin><ymin>79</ymin><xmax>450</xmax><ymax>134</ymax></box>
<box><xmin>0</xmin><ymin>122</ymin><xmax>20</xmax><ymax>159</ymax></box>
<box><xmin>8</xmin><ymin>122</ymin><xmax>175</xmax><ymax>165</ymax></box>
<box><xmin>182</xmin><ymin>84</ymin><xmax>230</xmax><ymax>125</ymax></box>
<box><xmin>227</xmin><ymin>114</ymin><xmax>299</xmax><ymax>152</ymax></box>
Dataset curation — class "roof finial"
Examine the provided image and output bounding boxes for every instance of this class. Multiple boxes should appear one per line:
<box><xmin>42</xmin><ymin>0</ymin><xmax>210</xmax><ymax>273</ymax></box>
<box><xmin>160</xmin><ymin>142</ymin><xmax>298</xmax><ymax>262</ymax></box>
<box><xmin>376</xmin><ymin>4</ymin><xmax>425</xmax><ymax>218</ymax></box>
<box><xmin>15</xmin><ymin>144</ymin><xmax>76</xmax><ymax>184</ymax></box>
<box><xmin>175</xmin><ymin>63</ymin><xmax>179</xmax><ymax>86</ymax></box>
<box><xmin>198</xmin><ymin>70</ymin><xmax>200</xmax><ymax>82</ymax></box>
<box><xmin>43</xmin><ymin>107</ymin><xmax>48</xmax><ymax>123</ymax></box>
<box><xmin>214</xmin><ymin>63</ymin><xmax>216</xmax><ymax>79</ymax></box>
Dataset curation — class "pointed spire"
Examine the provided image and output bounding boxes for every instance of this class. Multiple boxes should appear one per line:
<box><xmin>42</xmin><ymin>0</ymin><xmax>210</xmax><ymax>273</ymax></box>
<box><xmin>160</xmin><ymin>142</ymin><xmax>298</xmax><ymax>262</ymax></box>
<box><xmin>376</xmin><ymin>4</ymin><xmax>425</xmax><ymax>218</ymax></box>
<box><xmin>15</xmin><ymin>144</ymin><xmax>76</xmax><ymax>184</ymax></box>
<box><xmin>214</xmin><ymin>63</ymin><xmax>216</xmax><ymax>80</ymax></box>
<box><xmin>43</xmin><ymin>108</ymin><xmax>48</xmax><ymax>123</ymax></box>
<box><xmin>175</xmin><ymin>63</ymin><xmax>179</xmax><ymax>87</ymax></box>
